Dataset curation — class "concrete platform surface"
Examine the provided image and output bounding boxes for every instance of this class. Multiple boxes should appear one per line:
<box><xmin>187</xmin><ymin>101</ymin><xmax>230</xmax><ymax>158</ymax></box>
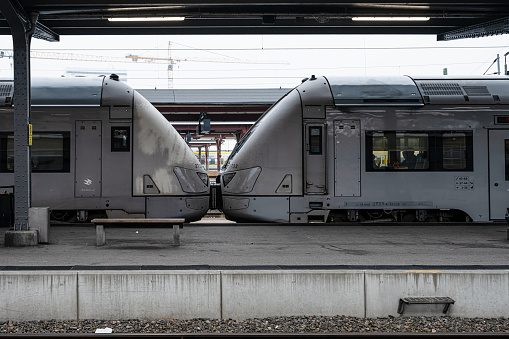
<box><xmin>1</xmin><ymin>219</ymin><xmax>508</xmax><ymax>267</ymax></box>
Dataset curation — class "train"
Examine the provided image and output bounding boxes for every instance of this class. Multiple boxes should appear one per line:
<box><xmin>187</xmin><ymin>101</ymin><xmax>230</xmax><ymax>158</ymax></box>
<box><xmin>193</xmin><ymin>150</ymin><xmax>232</xmax><ymax>171</ymax></box>
<box><xmin>218</xmin><ymin>75</ymin><xmax>509</xmax><ymax>223</ymax></box>
<box><xmin>0</xmin><ymin>75</ymin><xmax>210</xmax><ymax>222</ymax></box>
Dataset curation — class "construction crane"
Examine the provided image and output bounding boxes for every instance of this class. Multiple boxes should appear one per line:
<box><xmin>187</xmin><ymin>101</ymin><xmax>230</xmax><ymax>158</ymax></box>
<box><xmin>1</xmin><ymin>42</ymin><xmax>286</xmax><ymax>88</ymax></box>
<box><xmin>126</xmin><ymin>41</ymin><xmax>286</xmax><ymax>88</ymax></box>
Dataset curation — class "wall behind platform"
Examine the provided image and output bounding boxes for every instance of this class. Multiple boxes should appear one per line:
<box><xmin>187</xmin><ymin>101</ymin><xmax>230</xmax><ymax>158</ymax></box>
<box><xmin>0</xmin><ymin>270</ymin><xmax>507</xmax><ymax>321</ymax></box>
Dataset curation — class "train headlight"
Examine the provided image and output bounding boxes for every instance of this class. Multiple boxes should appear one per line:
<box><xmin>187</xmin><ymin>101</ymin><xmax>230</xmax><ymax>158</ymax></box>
<box><xmin>173</xmin><ymin>167</ymin><xmax>209</xmax><ymax>193</ymax></box>
<box><xmin>222</xmin><ymin>172</ymin><xmax>236</xmax><ymax>186</ymax></box>
<box><xmin>197</xmin><ymin>172</ymin><xmax>209</xmax><ymax>186</ymax></box>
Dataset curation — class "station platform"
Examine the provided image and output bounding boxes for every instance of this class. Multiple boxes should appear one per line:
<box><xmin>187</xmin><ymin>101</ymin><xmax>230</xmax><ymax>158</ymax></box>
<box><xmin>1</xmin><ymin>219</ymin><xmax>509</xmax><ymax>321</ymax></box>
<box><xmin>1</xmin><ymin>219</ymin><xmax>508</xmax><ymax>267</ymax></box>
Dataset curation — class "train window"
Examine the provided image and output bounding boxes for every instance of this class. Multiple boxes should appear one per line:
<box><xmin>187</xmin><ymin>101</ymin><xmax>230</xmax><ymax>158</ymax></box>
<box><xmin>111</xmin><ymin>127</ymin><xmax>130</xmax><ymax>152</ymax></box>
<box><xmin>0</xmin><ymin>132</ymin><xmax>70</xmax><ymax>173</ymax></box>
<box><xmin>309</xmin><ymin>126</ymin><xmax>323</xmax><ymax>155</ymax></box>
<box><xmin>224</xmin><ymin>124</ymin><xmax>259</xmax><ymax>168</ymax></box>
<box><xmin>506</xmin><ymin>140</ymin><xmax>509</xmax><ymax>180</ymax></box>
<box><xmin>368</xmin><ymin>131</ymin><xmax>428</xmax><ymax>170</ymax></box>
<box><xmin>366</xmin><ymin>130</ymin><xmax>473</xmax><ymax>172</ymax></box>
<box><xmin>443</xmin><ymin>133</ymin><xmax>467</xmax><ymax>169</ymax></box>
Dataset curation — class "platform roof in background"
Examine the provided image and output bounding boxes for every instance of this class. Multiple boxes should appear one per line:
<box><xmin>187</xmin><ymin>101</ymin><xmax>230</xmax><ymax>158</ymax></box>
<box><xmin>0</xmin><ymin>1</ymin><xmax>508</xmax><ymax>42</ymax></box>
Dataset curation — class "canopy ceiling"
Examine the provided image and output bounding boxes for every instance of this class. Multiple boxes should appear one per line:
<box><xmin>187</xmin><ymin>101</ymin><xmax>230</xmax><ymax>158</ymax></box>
<box><xmin>1</xmin><ymin>1</ymin><xmax>509</xmax><ymax>42</ymax></box>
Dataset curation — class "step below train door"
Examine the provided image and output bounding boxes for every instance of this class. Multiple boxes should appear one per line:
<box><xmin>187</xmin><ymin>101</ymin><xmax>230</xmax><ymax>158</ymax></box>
<box><xmin>334</xmin><ymin>120</ymin><xmax>361</xmax><ymax>197</ymax></box>
<box><xmin>488</xmin><ymin>129</ymin><xmax>509</xmax><ymax>220</ymax></box>
<box><xmin>304</xmin><ymin>122</ymin><xmax>327</xmax><ymax>194</ymax></box>
<box><xmin>75</xmin><ymin>120</ymin><xmax>102</xmax><ymax>198</ymax></box>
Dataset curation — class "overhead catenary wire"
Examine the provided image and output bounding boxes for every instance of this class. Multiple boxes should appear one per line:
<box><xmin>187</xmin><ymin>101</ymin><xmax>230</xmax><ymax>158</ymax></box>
<box><xmin>7</xmin><ymin>45</ymin><xmax>509</xmax><ymax>51</ymax></box>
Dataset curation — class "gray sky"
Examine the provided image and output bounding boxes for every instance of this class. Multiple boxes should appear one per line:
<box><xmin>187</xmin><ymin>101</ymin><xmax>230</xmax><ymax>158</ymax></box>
<box><xmin>0</xmin><ymin>34</ymin><xmax>508</xmax><ymax>89</ymax></box>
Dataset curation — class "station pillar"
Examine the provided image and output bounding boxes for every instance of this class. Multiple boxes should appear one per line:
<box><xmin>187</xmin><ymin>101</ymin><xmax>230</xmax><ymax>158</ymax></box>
<box><xmin>0</xmin><ymin>0</ymin><xmax>38</xmax><ymax>246</ymax></box>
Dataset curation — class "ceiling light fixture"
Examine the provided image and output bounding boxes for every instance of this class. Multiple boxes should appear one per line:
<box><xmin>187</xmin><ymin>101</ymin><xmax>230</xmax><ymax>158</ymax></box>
<box><xmin>352</xmin><ymin>17</ymin><xmax>430</xmax><ymax>21</ymax></box>
<box><xmin>108</xmin><ymin>17</ymin><xmax>185</xmax><ymax>22</ymax></box>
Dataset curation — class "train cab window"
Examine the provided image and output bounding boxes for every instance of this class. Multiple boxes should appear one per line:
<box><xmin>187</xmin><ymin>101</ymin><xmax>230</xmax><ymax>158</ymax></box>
<box><xmin>111</xmin><ymin>127</ymin><xmax>130</xmax><ymax>152</ymax></box>
<box><xmin>309</xmin><ymin>126</ymin><xmax>323</xmax><ymax>155</ymax></box>
<box><xmin>505</xmin><ymin>140</ymin><xmax>509</xmax><ymax>180</ymax></box>
<box><xmin>0</xmin><ymin>132</ymin><xmax>70</xmax><ymax>173</ymax></box>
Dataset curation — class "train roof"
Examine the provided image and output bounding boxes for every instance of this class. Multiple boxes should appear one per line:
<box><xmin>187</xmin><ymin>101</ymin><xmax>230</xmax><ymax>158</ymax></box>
<box><xmin>31</xmin><ymin>77</ymin><xmax>105</xmax><ymax>106</ymax></box>
<box><xmin>325</xmin><ymin>76</ymin><xmax>423</xmax><ymax>107</ymax></box>
<box><xmin>0</xmin><ymin>77</ymin><xmax>106</xmax><ymax>107</ymax></box>
<box><xmin>323</xmin><ymin>75</ymin><xmax>509</xmax><ymax>106</ymax></box>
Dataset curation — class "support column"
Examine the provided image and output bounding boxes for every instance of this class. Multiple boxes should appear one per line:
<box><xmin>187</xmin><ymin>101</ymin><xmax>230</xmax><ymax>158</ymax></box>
<box><xmin>0</xmin><ymin>0</ymin><xmax>38</xmax><ymax>245</ymax></box>
<box><xmin>216</xmin><ymin>137</ymin><xmax>223</xmax><ymax>170</ymax></box>
<box><xmin>205</xmin><ymin>145</ymin><xmax>209</xmax><ymax>171</ymax></box>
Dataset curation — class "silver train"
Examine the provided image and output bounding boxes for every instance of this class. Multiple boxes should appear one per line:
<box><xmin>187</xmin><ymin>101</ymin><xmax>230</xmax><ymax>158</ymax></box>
<box><xmin>219</xmin><ymin>75</ymin><xmax>509</xmax><ymax>223</ymax></box>
<box><xmin>0</xmin><ymin>76</ymin><xmax>210</xmax><ymax>222</ymax></box>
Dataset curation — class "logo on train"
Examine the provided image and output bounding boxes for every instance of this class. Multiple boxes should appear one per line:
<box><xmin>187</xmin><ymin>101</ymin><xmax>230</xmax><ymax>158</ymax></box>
<box><xmin>83</xmin><ymin>178</ymin><xmax>93</xmax><ymax>186</ymax></box>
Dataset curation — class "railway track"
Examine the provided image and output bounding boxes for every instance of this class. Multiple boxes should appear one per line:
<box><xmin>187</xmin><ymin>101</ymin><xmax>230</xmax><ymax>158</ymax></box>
<box><xmin>2</xmin><ymin>316</ymin><xmax>509</xmax><ymax>338</ymax></box>
<box><xmin>0</xmin><ymin>333</ymin><xmax>508</xmax><ymax>338</ymax></box>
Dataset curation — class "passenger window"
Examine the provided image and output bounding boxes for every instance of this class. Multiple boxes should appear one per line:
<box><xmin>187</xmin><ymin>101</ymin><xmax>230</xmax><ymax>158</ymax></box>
<box><xmin>505</xmin><ymin>140</ymin><xmax>509</xmax><ymax>180</ymax></box>
<box><xmin>366</xmin><ymin>130</ymin><xmax>473</xmax><ymax>172</ymax></box>
<box><xmin>370</xmin><ymin>132</ymin><xmax>428</xmax><ymax>170</ymax></box>
<box><xmin>309</xmin><ymin>126</ymin><xmax>323</xmax><ymax>155</ymax></box>
<box><xmin>0</xmin><ymin>132</ymin><xmax>70</xmax><ymax>173</ymax></box>
<box><xmin>443</xmin><ymin>133</ymin><xmax>467</xmax><ymax>169</ymax></box>
<box><xmin>111</xmin><ymin>127</ymin><xmax>130</xmax><ymax>152</ymax></box>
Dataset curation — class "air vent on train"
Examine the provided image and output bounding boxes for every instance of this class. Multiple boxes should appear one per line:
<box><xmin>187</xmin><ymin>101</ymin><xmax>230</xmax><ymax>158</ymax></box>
<box><xmin>420</xmin><ymin>83</ymin><xmax>463</xmax><ymax>96</ymax></box>
<box><xmin>415</xmin><ymin>80</ymin><xmax>504</xmax><ymax>105</ymax></box>
<box><xmin>0</xmin><ymin>82</ymin><xmax>14</xmax><ymax>106</ymax></box>
<box><xmin>463</xmin><ymin>86</ymin><xmax>491</xmax><ymax>96</ymax></box>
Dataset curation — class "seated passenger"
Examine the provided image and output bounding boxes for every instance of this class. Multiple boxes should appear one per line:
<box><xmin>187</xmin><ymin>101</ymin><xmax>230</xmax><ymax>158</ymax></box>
<box><xmin>401</xmin><ymin>151</ymin><xmax>417</xmax><ymax>169</ymax></box>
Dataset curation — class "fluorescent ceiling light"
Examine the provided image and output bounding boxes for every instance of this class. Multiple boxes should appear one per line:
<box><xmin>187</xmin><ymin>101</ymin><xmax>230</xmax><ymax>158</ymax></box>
<box><xmin>108</xmin><ymin>17</ymin><xmax>185</xmax><ymax>22</ymax></box>
<box><xmin>352</xmin><ymin>17</ymin><xmax>430</xmax><ymax>21</ymax></box>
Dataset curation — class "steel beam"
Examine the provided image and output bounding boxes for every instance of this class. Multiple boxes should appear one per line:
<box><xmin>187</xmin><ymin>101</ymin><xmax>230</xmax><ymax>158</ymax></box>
<box><xmin>33</xmin><ymin>22</ymin><xmax>59</xmax><ymax>42</ymax></box>
<box><xmin>0</xmin><ymin>0</ymin><xmax>37</xmax><ymax>231</ymax></box>
<box><xmin>438</xmin><ymin>16</ymin><xmax>509</xmax><ymax>41</ymax></box>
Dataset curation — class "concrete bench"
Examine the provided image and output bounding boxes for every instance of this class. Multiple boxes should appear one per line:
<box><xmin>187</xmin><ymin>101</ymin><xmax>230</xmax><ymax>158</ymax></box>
<box><xmin>398</xmin><ymin>297</ymin><xmax>455</xmax><ymax>314</ymax></box>
<box><xmin>90</xmin><ymin>218</ymin><xmax>184</xmax><ymax>246</ymax></box>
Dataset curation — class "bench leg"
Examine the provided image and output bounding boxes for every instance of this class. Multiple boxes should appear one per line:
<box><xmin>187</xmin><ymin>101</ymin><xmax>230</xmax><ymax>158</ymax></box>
<box><xmin>397</xmin><ymin>299</ymin><xmax>405</xmax><ymax>314</ymax></box>
<box><xmin>173</xmin><ymin>224</ymin><xmax>180</xmax><ymax>246</ymax></box>
<box><xmin>96</xmin><ymin>225</ymin><xmax>106</xmax><ymax>246</ymax></box>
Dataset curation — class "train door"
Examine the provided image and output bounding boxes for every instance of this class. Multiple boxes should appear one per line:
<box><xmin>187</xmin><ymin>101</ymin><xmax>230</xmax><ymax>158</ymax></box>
<box><xmin>334</xmin><ymin>120</ymin><xmax>361</xmax><ymax>197</ymax></box>
<box><xmin>488</xmin><ymin>129</ymin><xmax>509</xmax><ymax>219</ymax></box>
<box><xmin>304</xmin><ymin>122</ymin><xmax>327</xmax><ymax>194</ymax></box>
<box><xmin>75</xmin><ymin>120</ymin><xmax>102</xmax><ymax>197</ymax></box>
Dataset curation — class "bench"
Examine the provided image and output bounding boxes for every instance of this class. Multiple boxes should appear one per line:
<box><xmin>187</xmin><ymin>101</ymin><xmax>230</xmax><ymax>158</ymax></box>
<box><xmin>398</xmin><ymin>297</ymin><xmax>455</xmax><ymax>314</ymax></box>
<box><xmin>90</xmin><ymin>218</ymin><xmax>185</xmax><ymax>246</ymax></box>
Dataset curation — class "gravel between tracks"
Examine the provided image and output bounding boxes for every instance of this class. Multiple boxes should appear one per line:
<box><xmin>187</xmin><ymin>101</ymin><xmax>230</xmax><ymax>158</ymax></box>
<box><xmin>1</xmin><ymin>316</ymin><xmax>509</xmax><ymax>334</ymax></box>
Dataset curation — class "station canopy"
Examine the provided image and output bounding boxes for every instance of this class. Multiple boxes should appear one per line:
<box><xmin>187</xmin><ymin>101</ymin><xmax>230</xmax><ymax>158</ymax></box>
<box><xmin>1</xmin><ymin>0</ymin><xmax>509</xmax><ymax>42</ymax></box>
